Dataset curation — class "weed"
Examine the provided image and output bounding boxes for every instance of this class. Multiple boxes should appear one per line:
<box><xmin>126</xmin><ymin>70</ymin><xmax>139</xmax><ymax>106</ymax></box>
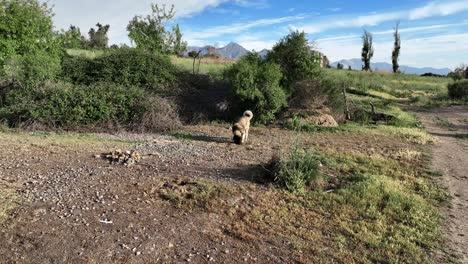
<box><xmin>268</xmin><ymin>145</ymin><xmax>322</xmax><ymax>192</ymax></box>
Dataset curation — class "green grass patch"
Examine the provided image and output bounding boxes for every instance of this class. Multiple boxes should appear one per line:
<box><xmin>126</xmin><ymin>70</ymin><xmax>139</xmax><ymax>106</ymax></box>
<box><xmin>0</xmin><ymin>181</ymin><xmax>19</xmax><ymax>223</ymax></box>
<box><xmin>66</xmin><ymin>49</ymin><xmax>105</xmax><ymax>59</ymax></box>
<box><xmin>170</xmin><ymin>56</ymin><xmax>232</xmax><ymax>77</ymax></box>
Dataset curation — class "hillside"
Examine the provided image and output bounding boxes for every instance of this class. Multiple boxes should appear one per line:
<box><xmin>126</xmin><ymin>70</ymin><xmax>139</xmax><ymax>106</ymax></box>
<box><xmin>331</xmin><ymin>58</ymin><xmax>451</xmax><ymax>75</ymax></box>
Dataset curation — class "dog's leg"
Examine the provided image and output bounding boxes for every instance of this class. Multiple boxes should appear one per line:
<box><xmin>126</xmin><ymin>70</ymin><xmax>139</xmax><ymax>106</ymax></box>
<box><xmin>245</xmin><ymin>129</ymin><xmax>249</xmax><ymax>142</ymax></box>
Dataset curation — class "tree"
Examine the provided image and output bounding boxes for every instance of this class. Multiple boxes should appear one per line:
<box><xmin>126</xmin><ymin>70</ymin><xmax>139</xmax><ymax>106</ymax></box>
<box><xmin>336</xmin><ymin>63</ymin><xmax>344</xmax><ymax>70</ymax></box>
<box><xmin>361</xmin><ymin>30</ymin><xmax>374</xmax><ymax>71</ymax></box>
<box><xmin>127</xmin><ymin>4</ymin><xmax>178</xmax><ymax>53</ymax></box>
<box><xmin>0</xmin><ymin>0</ymin><xmax>61</xmax><ymax>73</ymax></box>
<box><xmin>392</xmin><ymin>22</ymin><xmax>401</xmax><ymax>73</ymax></box>
<box><xmin>188</xmin><ymin>50</ymin><xmax>201</xmax><ymax>74</ymax></box>
<box><xmin>59</xmin><ymin>25</ymin><xmax>86</xmax><ymax>49</ymax></box>
<box><xmin>172</xmin><ymin>24</ymin><xmax>187</xmax><ymax>56</ymax></box>
<box><xmin>225</xmin><ymin>53</ymin><xmax>286</xmax><ymax>124</ymax></box>
<box><xmin>88</xmin><ymin>23</ymin><xmax>110</xmax><ymax>49</ymax></box>
<box><xmin>267</xmin><ymin>31</ymin><xmax>321</xmax><ymax>94</ymax></box>
<box><xmin>348</xmin><ymin>66</ymin><xmax>352</xmax><ymax>71</ymax></box>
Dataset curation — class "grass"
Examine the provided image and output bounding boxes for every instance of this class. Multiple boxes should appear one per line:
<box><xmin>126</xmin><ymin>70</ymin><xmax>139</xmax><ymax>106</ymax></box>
<box><xmin>323</xmin><ymin>68</ymin><xmax>460</xmax><ymax>106</ymax></box>
<box><xmin>268</xmin><ymin>145</ymin><xmax>322</xmax><ymax>192</ymax></box>
<box><xmin>163</xmin><ymin>140</ymin><xmax>446</xmax><ymax>263</ymax></box>
<box><xmin>0</xmin><ymin>181</ymin><xmax>18</xmax><ymax>223</ymax></box>
<box><xmin>66</xmin><ymin>49</ymin><xmax>106</xmax><ymax>59</ymax></box>
<box><xmin>170</xmin><ymin>56</ymin><xmax>233</xmax><ymax>77</ymax></box>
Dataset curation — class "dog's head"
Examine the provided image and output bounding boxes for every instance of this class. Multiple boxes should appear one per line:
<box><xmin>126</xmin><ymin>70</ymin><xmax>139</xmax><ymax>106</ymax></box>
<box><xmin>243</xmin><ymin>110</ymin><xmax>253</xmax><ymax>120</ymax></box>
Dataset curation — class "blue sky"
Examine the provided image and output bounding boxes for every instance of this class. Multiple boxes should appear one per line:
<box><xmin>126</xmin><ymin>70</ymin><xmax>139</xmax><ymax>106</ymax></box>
<box><xmin>46</xmin><ymin>0</ymin><xmax>468</xmax><ymax>69</ymax></box>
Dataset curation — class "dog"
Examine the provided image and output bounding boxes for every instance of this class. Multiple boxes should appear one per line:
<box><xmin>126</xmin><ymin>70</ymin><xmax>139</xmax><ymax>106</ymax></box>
<box><xmin>232</xmin><ymin>110</ymin><xmax>253</xmax><ymax>144</ymax></box>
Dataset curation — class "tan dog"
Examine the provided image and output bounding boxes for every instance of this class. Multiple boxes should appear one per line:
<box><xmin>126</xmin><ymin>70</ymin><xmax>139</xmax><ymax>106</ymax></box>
<box><xmin>232</xmin><ymin>110</ymin><xmax>253</xmax><ymax>144</ymax></box>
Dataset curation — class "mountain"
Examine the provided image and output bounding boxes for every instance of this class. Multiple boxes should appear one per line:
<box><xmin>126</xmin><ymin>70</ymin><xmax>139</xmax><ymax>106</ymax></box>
<box><xmin>186</xmin><ymin>42</ymin><xmax>260</xmax><ymax>59</ymax></box>
<box><xmin>257</xmin><ymin>49</ymin><xmax>269</xmax><ymax>58</ymax></box>
<box><xmin>216</xmin><ymin>42</ymin><xmax>249</xmax><ymax>59</ymax></box>
<box><xmin>331</xmin><ymin>58</ymin><xmax>451</xmax><ymax>75</ymax></box>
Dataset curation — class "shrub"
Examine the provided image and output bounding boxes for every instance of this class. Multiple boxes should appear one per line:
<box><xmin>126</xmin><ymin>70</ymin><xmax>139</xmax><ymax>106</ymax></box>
<box><xmin>60</xmin><ymin>48</ymin><xmax>178</xmax><ymax>93</ymax></box>
<box><xmin>290</xmin><ymin>78</ymin><xmax>344</xmax><ymax>116</ymax></box>
<box><xmin>224</xmin><ymin>53</ymin><xmax>286</xmax><ymax>124</ymax></box>
<box><xmin>0</xmin><ymin>81</ymin><xmax>181</xmax><ymax>132</ymax></box>
<box><xmin>267</xmin><ymin>31</ymin><xmax>321</xmax><ymax>94</ymax></box>
<box><xmin>447</xmin><ymin>80</ymin><xmax>468</xmax><ymax>100</ymax></box>
<box><xmin>0</xmin><ymin>0</ymin><xmax>62</xmax><ymax>75</ymax></box>
<box><xmin>268</xmin><ymin>146</ymin><xmax>322</xmax><ymax>192</ymax></box>
<box><xmin>133</xmin><ymin>96</ymin><xmax>181</xmax><ymax>132</ymax></box>
<box><xmin>3</xmin><ymin>51</ymin><xmax>61</xmax><ymax>87</ymax></box>
<box><xmin>1</xmin><ymin>82</ymin><xmax>143</xmax><ymax>127</ymax></box>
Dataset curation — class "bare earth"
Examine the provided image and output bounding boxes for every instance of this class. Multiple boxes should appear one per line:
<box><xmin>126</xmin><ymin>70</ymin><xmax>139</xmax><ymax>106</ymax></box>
<box><xmin>0</xmin><ymin>123</ymin><xmax>422</xmax><ymax>263</ymax></box>
<box><xmin>411</xmin><ymin>106</ymin><xmax>468</xmax><ymax>263</ymax></box>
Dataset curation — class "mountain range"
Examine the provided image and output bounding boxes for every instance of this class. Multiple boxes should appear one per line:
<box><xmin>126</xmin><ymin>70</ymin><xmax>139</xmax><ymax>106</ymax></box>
<box><xmin>186</xmin><ymin>42</ymin><xmax>250</xmax><ymax>59</ymax></box>
<box><xmin>186</xmin><ymin>43</ymin><xmax>451</xmax><ymax>75</ymax></box>
<box><xmin>331</xmin><ymin>58</ymin><xmax>451</xmax><ymax>75</ymax></box>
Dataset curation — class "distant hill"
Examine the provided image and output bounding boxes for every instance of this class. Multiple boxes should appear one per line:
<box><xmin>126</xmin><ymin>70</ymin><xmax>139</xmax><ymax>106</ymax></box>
<box><xmin>186</xmin><ymin>42</ymin><xmax>261</xmax><ymax>59</ymax></box>
<box><xmin>217</xmin><ymin>42</ymin><xmax>249</xmax><ymax>59</ymax></box>
<box><xmin>331</xmin><ymin>58</ymin><xmax>451</xmax><ymax>75</ymax></box>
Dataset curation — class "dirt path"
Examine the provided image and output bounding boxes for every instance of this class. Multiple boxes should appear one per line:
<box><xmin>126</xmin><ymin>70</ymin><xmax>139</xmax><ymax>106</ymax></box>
<box><xmin>411</xmin><ymin>106</ymin><xmax>468</xmax><ymax>263</ymax></box>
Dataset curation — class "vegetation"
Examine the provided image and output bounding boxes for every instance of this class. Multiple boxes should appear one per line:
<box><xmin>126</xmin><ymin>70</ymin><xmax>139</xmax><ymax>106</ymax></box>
<box><xmin>267</xmin><ymin>31</ymin><xmax>321</xmax><ymax>94</ymax></box>
<box><xmin>58</xmin><ymin>25</ymin><xmax>87</xmax><ymax>49</ymax></box>
<box><xmin>448</xmin><ymin>79</ymin><xmax>468</xmax><ymax>100</ymax></box>
<box><xmin>0</xmin><ymin>0</ymin><xmax>62</xmax><ymax>80</ymax></box>
<box><xmin>61</xmin><ymin>48</ymin><xmax>177</xmax><ymax>93</ymax></box>
<box><xmin>224</xmin><ymin>53</ymin><xmax>286</xmax><ymax>124</ymax></box>
<box><xmin>127</xmin><ymin>4</ymin><xmax>186</xmax><ymax>55</ymax></box>
<box><xmin>361</xmin><ymin>30</ymin><xmax>374</xmax><ymax>71</ymax></box>
<box><xmin>268</xmin><ymin>146</ymin><xmax>322</xmax><ymax>192</ymax></box>
<box><xmin>87</xmin><ymin>23</ymin><xmax>110</xmax><ymax>49</ymax></box>
<box><xmin>392</xmin><ymin>22</ymin><xmax>401</xmax><ymax>73</ymax></box>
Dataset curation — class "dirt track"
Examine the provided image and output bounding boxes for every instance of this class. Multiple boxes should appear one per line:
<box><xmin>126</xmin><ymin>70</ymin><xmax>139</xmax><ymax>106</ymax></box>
<box><xmin>411</xmin><ymin>106</ymin><xmax>468</xmax><ymax>263</ymax></box>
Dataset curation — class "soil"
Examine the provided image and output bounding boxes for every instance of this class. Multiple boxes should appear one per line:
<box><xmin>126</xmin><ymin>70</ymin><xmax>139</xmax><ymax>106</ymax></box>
<box><xmin>410</xmin><ymin>106</ymin><xmax>468</xmax><ymax>263</ymax></box>
<box><xmin>0</xmin><ymin>124</ymin><xmax>425</xmax><ymax>263</ymax></box>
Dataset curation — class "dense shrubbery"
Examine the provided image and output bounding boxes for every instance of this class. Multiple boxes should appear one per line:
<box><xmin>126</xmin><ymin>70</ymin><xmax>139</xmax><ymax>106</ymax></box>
<box><xmin>61</xmin><ymin>48</ymin><xmax>177</xmax><ymax>93</ymax></box>
<box><xmin>0</xmin><ymin>0</ymin><xmax>63</xmax><ymax>85</ymax></box>
<box><xmin>3</xmin><ymin>51</ymin><xmax>61</xmax><ymax>87</ymax></box>
<box><xmin>448</xmin><ymin>80</ymin><xmax>468</xmax><ymax>100</ymax></box>
<box><xmin>266</xmin><ymin>31</ymin><xmax>321</xmax><ymax>94</ymax></box>
<box><xmin>0</xmin><ymin>82</ymin><xmax>180</xmax><ymax>131</ymax></box>
<box><xmin>224</xmin><ymin>53</ymin><xmax>286</xmax><ymax>124</ymax></box>
<box><xmin>290</xmin><ymin>77</ymin><xmax>344</xmax><ymax>115</ymax></box>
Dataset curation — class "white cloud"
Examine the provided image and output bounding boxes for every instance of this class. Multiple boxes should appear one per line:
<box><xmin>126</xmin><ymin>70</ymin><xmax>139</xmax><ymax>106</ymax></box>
<box><xmin>185</xmin><ymin>15</ymin><xmax>304</xmax><ymax>42</ymax></box>
<box><xmin>234</xmin><ymin>34</ymin><xmax>275</xmax><ymax>51</ymax></box>
<box><xmin>300</xmin><ymin>0</ymin><xmax>468</xmax><ymax>34</ymax></box>
<box><xmin>45</xmin><ymin>0</ymin><xmax>229</xmax><ymax>44</ymax></box>
<box><xmin>317</xmin><ymin>32</ymin><xmax>468</xmax><ymax>69</ymax></box>
<box><xmin>234</xmin><ymin>0</ymin><xmax>269</xmax><ymax>9</ymax></box>
<box><xmin>409</xmin><ymin>0</ymin><xmax>468</xmax><ymax>20</ymax></box>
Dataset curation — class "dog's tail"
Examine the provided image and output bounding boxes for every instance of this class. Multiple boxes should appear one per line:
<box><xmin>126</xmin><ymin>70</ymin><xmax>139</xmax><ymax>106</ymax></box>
<box><xmin>232</xmin><ymin>124</ymin><xmax>243</xmax><ymax>145</ymax></box>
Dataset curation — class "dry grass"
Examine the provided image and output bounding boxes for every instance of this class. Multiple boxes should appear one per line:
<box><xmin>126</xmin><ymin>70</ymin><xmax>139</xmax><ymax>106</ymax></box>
<box><xmin>0</xmin><ymin>180</ymin><xmax>18</xmax><ymax>223</ymax></box>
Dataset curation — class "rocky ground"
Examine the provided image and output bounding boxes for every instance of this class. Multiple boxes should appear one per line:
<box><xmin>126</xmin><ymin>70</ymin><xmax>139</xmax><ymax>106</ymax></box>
<box><xmin>0</xmin><ymin>123</ymin><xmax>433</xmax><ymax>263</ymax></box>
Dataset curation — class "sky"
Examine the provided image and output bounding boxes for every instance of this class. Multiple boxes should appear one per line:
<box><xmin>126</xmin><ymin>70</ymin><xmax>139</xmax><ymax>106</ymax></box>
<box><xmin>44</xmin><ymin>0</ymin><xmax>468</xmax><ymax>69</ymax></box>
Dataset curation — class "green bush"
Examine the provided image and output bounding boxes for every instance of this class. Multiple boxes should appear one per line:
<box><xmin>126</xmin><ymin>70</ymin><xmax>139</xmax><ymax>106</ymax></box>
<box><xmin>60</xmin><ymin>48</ymin><xmax>177</xmax><ymax>93</ymax></box>
<box><xmin>447</xmin><ymin>80</ymin><xmax>468</xmax><ymax>100</ymax></box>
<box><xmin>0</xmin><ymin>0</ymin><xmax>62</xmax><ymax>77</ymax></box>
<box><xmin>267</xmin><ymin>31</ymin><xmax>321</xmax><ymax>94</ymax></box>
<box><xmin>224</xmin><ymin>53</ymin><xmax>286</xmax><ymax>124</ymax></box>
<box><xmin>1</xmin><ymin>82</ymin><xmax>143</xmax><ymax>126</ymax></box>
<box><xmin>268</xmin><ymin>146</ymin><xmax>322</xmax><ymax>192</ymax></box>
<box><xmin>3</xmin><ymin>51</ymin><xmax>61</xmax><ymax>87</ymax></box>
